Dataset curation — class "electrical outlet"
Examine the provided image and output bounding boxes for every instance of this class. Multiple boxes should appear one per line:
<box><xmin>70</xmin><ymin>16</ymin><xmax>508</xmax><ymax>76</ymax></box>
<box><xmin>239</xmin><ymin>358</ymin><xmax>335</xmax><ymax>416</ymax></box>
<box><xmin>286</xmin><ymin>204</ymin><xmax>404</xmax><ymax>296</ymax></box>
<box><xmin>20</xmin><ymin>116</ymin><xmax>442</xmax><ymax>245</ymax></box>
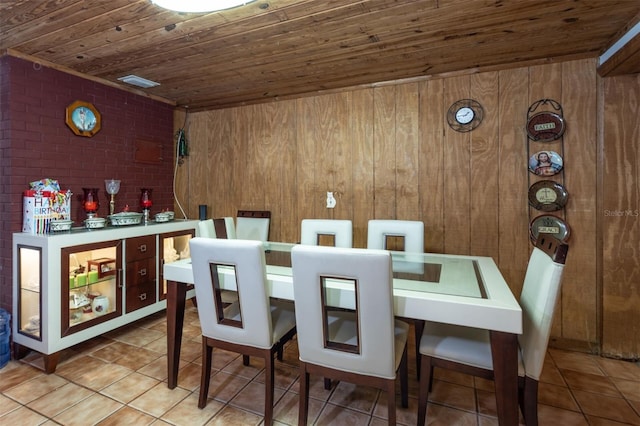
<box><xmin>326</xmin><ymin>192</ymin><xmax>336</xmax><ymax>208</ymax></box>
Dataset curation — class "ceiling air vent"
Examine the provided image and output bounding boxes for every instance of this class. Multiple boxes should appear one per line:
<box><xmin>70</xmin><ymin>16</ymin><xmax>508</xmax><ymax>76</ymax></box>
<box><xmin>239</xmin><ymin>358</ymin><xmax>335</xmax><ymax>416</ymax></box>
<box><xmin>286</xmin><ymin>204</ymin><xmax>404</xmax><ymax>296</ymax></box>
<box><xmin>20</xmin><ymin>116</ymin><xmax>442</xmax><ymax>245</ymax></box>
<box><xmin>117</xmin><ymin>75</ymin><xmax>160</xmax><ymax>88</ymax></box>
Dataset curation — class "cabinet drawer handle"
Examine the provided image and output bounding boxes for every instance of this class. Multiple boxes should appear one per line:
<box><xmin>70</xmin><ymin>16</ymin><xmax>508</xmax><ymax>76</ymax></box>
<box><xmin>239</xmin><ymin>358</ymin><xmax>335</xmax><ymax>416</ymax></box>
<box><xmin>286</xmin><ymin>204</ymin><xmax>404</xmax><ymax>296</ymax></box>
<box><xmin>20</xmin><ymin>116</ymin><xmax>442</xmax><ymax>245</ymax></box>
<box><xmin>138</xmin><ymin>244</ymin><xmax>147</xmax><ymax>253</ymax></box>
<box><xmin>138</xmin><ymin>268</ymin><xmax>147</xmax><ymax>276</ymax></box>
<box><xmin>139</xmin><ymin>293</ymin><xmax>147</xmax><ymax>301</ymax></box>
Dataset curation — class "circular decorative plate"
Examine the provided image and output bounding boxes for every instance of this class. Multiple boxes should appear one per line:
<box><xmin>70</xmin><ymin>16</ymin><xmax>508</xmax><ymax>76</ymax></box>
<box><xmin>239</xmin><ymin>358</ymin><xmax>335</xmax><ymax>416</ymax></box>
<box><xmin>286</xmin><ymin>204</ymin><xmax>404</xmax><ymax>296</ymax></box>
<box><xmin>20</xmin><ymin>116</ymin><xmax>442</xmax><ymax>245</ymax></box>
<box><xmin>526</xmin><ymin>111</ymin><xmax>565</xmax><ymax>142</ymax></box>
<box><xmin>528</xmin><ymin>180</ymin><xmax>569</xmax><ymax>211</ymax></box>
<box><xmin>528</xmin><ymin>150</ymin><xmax>563</xmax><ymax>176</ymax></box>
<box><xmin>529</xmin><ymin>214</ymin><xmax>570</xmax><ymax>244</ymax></box>
<box><xmin>447</xmin><ymin>99</ymin><xmax>484</xmax><ymax>132</ymax></box>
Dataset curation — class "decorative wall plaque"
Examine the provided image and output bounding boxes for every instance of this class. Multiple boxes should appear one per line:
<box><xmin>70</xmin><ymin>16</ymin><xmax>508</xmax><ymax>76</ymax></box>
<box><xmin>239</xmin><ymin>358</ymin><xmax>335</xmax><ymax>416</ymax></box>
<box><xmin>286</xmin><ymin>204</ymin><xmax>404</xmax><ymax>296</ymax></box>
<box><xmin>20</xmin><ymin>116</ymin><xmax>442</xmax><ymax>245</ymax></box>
<box><xmin>528</xmin><ymin>150</ymin><xmax>563</xmax><ymax>176</ymax></box>
<box><xmin>529</xmin><ymin>214</ymin><xmax>570</xmax><ymax>243</ymax></box>
<box><xmin>65</xmin><ymin>100</ymin><xmax>101</xmax><ymax>137</ymax></box>
<box><xmin>526</xmin><ymin>111</ymin><xmax>566</xmax><ymax>142</ymax></box>
<box><xmin>528</xmin><ymin>180</ymin><xmax>569</xmax><ymax>211</ymax></box>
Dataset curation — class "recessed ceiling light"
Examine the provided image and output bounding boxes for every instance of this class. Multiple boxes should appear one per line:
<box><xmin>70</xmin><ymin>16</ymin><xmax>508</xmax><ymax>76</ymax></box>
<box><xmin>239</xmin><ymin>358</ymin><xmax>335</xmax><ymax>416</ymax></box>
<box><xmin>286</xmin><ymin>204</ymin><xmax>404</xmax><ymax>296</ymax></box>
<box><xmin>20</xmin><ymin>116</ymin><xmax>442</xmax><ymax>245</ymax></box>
<box><xmin>117</xmin><ymin>75</ymin><xmax>160</xmax><ymax>88</ymax></box>
<box><xmin>151</xmin><ymin>0</ymin><xmax>255</xmax><ymax>13</ymax></box>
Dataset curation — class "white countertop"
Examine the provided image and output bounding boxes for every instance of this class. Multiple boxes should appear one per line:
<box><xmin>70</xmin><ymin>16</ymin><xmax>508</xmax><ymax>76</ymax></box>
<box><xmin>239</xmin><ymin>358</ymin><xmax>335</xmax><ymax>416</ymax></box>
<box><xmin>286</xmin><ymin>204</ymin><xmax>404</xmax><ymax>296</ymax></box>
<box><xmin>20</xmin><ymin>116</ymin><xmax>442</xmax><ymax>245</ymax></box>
<box><xmin>15</xmin><ymin>219</ymin><xmax>199</xmax><ymax>247</ymax></box>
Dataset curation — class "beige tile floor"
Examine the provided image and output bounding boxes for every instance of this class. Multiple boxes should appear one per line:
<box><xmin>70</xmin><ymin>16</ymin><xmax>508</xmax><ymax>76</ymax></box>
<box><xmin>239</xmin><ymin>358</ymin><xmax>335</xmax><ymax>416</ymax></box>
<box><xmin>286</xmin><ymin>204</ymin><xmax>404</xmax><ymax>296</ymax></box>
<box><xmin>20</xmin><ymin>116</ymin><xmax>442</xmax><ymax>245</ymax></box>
<box><xmin>1</xmin><ymin>306</ymin><xmax>639</xmax><ymax>425</ymax></box>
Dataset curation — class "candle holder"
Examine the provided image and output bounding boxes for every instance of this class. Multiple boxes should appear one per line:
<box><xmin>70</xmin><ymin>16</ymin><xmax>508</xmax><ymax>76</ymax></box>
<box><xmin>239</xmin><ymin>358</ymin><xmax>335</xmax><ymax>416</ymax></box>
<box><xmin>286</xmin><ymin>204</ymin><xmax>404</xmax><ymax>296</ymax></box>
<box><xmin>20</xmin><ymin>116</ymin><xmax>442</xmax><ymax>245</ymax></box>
<box><xmin>105</xmin><ymin>179</ymin><xmax>121</xmax><ymax>216</ymax></box>
<box><xmin>140</xmin><ymin>188</ymin><xmax>153</xmax><ymax>223</ymax></box>
<box><xmin>82</xmin><ymin>188</ymin><xmax>100</xmax><ymax>219</ymax></box>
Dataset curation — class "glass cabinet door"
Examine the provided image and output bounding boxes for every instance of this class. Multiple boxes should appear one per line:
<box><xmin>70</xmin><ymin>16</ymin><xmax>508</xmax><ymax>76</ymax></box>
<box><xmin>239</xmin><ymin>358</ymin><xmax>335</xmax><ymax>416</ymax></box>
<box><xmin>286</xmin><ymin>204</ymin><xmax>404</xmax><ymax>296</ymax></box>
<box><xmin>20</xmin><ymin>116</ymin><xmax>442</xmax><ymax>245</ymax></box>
<box><xmin>17</xmin><ymin>245</ymin><xmax>43</xmax><ymax>341</ymax></box>
<box><xmin>61</xmin><ymin>240</ymin><xmax>123</xmax><ymax>336</ymax></box>
<box><xmin>159</xmin><ymin>230</ymin><xmax>194</xmax><ymax>300</ymax></box>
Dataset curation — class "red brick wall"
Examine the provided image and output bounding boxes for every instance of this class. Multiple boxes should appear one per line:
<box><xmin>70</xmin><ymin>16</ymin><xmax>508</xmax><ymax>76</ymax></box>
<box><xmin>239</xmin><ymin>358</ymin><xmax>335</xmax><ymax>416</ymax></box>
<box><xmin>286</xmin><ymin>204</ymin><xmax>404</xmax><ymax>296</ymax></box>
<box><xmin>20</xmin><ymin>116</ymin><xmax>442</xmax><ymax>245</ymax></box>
<box><xmin>0</xmin><ymin>56</ymin><xmax>176</xmax><ymax>313</ymax></box>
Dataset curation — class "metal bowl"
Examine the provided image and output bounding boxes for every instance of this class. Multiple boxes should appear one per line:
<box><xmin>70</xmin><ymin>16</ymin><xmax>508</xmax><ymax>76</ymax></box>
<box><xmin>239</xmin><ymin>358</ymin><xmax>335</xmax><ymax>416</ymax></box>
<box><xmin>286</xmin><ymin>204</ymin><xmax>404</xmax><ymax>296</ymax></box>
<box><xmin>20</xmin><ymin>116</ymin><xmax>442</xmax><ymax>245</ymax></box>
<box><xmin>108</xmin><ymin>212</ymin><xmax>143</xmax><ymax>226</ymax></box>
<box><xmin>50</xmin><ymin>219</ymin><xmax>73</xmax><ymax>232</ymax></box>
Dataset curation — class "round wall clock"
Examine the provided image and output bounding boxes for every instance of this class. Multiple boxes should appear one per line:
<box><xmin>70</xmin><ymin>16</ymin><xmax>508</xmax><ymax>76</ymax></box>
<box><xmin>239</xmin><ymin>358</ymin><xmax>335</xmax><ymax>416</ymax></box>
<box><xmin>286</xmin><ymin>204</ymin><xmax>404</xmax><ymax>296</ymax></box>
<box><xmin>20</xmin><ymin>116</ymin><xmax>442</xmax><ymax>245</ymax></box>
<box><xmin>529</xmin><ymin>214</ymin><xmax>570</xmax><ymax>244</ymax></box>
<box><xmin>65</xmin><ymin>100</ymin><xmax>101</xmax><ymax>137</ymax></box>
<box><xmin>526</xmin><ymin>111</ymin><xmax>565</xmax><ymax>142</ymax></box>
<box><xmin>528</xmin><ymin>180</ymin><xmax>569</xmax><ymax>211</ymax></box>
<box><xmin>447</xmin><ymin>99</ymin><xmax>484</xmax><ymax>132</ymax></box>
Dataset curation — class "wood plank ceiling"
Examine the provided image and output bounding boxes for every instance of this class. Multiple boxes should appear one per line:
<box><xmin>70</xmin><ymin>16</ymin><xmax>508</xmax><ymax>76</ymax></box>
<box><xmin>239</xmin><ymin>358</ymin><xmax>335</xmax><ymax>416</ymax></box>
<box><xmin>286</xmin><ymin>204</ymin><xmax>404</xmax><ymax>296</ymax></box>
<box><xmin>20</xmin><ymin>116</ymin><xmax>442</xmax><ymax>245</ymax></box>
<box><xmin>2</xmin><ymin>0</ymin><xmax>640</xmax><ymax>111</ymax></box>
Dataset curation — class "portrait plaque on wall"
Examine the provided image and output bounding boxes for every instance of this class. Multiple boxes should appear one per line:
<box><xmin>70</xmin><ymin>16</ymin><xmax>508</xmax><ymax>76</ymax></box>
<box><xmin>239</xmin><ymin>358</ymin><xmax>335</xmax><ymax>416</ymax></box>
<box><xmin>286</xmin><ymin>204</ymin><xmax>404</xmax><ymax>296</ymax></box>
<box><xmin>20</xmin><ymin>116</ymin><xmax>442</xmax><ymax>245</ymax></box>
<box><xmin>528</xmin><ymin>150</ymin><xmax>563</xmax><ymax>176</ymax></box>
<box><xmin>65</xmin><ymin>100</ymin><xmax>101</xmax><ymax>137</ymax></box>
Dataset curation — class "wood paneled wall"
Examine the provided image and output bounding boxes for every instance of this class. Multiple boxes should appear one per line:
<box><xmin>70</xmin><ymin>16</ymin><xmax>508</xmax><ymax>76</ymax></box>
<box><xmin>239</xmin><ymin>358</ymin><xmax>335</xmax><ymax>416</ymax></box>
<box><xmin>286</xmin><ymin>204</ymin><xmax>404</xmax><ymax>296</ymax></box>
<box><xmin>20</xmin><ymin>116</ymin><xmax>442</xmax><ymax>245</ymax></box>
<box><xmin>602</xmin><ymin>74</ymin><xmax>640</xmax><ymax>359</ymax></box>
<box><xmin>174</xmin><ymin>58</ymin><xmax>617</xmax><ymax>354</ymax></box>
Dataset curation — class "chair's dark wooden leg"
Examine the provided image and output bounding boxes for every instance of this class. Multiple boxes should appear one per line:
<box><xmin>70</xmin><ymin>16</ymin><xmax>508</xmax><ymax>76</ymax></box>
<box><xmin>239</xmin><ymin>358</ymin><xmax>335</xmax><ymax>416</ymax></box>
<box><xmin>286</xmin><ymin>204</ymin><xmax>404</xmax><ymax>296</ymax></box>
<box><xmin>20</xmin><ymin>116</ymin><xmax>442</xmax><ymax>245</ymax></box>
<box><xmin>198</xmin><ymin>338</ymin><xmax>213</xmax><ymax>408</ymax></box>
<box><xmin>414</xmin><ymin>319</ymin><xmax>424</xmax><ymax>379</ymax></box>
<box><xmin>276</xmin><ymin>346</ymin><xmax>283</xmax><ymax>361</ymax></box>
<box><xmin>490</xmin><ymin>331</ymin><xmax>519</xmax><ymax>426</ymax></box>
<box><xmin>521</xmin><ymin>376</ymin><xmax>539</xmax><ymax>426</ymax></box>
<box><xmin>264</xmin><ymin>351</ymin><xmax>275</xmax><ymax>425</ymax></box>
<box><xmin>298</xmin><ymin>363</ymin><xmax>310</xmax><ymax>426</ymax></box>
<box><xmin>429</xmin><ymin>365</ymin><xmax>435</xmax><ymax>392</ymax></box>
<box><xmin>417</xmin><ymin>355</ymin><xmax>433</xmax><ymax>426</ymax></box>
<box><xmin>324</xmin><ymin>377</ymin><xmax>332</xmax><ymax>390</ymax></box>
<box><xmin>387</xmin><ymin>379</ymin><xmax>396</xmax><ymax>425</ymax></box>
<box><xmin>243</xmin><ymin>354</ymin><xmax>250</xmax><ymax>366</ymax></box>
<box><xmin>400</xmin><ymin>346</ymin><xmax>408</xmax><ymax>408</ymax></box>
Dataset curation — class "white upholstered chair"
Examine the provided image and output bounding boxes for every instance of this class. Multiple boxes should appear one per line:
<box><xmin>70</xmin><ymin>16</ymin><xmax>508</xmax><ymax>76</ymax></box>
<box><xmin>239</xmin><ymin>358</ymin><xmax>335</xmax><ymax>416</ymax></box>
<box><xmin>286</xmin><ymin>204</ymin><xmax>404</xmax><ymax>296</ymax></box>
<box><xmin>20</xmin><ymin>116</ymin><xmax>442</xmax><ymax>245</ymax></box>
<box><xmin>222</xmin><ymin>216</ymin><xmax>236</xmax><ymax>239</ymax></box>
<box><xmin>367</xmin><ymin>219</ymin><xmax>425</xmax><ymax>373</ymax></box>
<box><xmin>291</xmin><ymin>245</ymin><xmax>409</xmax><ymax>425</ymax></box>
<box><xmin>210</xmin><ymin>217</ymin><xmax>236</xmax><ymax>239</ymax></box>
<box><xmin>197</xmin><ymin>219</ymin><xmax>216</xmax><ymax>238</ymax></box>
<box><xmin>300</xmin><ymin>219</ymin><xmax>353</xmax><ymax>248</ymax></box>
<box><xmin>235</xmin><ymin>210</ymin><xmax>270</xmax><ymax>241</ymax></box>
<box><xmin>417</xmin><ymin>234</ymin><xmax>569</xmax><ymax>426</ymax></box>
<box><xmin>367</xmin><ymin>219</ymin><xmax>424</xmax><ymax>253</ymax></box>
<box><xmin>198</xmin><ymin>218</ymin><xmax>239</xmax><ymax>304</ymax></box>
<box><xmin>189</xmin><ymin>238</ymin><xmax>296</xmax><ymax>424</ymax></box>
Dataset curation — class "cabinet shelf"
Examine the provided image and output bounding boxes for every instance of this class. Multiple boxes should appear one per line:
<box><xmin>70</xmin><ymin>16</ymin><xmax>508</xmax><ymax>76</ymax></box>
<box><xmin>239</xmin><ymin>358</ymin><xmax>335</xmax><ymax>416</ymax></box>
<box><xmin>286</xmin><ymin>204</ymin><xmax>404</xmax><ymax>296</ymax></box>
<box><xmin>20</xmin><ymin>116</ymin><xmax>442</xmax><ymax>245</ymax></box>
<box><xmin>70</xmin><ymin>275</ymin><xmax>115</xmax><ymax>290</ymax></box>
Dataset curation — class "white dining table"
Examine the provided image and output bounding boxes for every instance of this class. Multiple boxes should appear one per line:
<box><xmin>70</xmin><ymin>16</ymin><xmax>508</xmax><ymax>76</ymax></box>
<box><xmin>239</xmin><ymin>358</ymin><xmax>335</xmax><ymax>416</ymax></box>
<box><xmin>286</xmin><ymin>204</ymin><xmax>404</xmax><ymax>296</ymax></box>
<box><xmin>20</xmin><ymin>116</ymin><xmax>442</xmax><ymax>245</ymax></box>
<box><xmin>164</xmin><ymin>242</ymin><xmax>522</xmax><ymax>425</ymax></box>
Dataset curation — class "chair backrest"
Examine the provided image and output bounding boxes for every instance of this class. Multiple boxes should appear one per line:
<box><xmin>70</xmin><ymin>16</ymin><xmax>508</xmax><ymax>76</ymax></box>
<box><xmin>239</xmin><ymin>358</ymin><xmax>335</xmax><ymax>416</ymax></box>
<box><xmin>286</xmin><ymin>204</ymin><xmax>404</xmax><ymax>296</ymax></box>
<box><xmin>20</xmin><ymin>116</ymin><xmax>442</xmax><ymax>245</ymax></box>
<box><xmin>367</xmin><ymin>219</ymin><xmax>424</xmax><ymax>253</ymax></box>
<box><xmin>212</xmin><ymin>217</ymin><xmax>238</xmax><ymax>239</ymax></box>
<box><xmin>291</xmin><ymin>244</ymin><xmax>397</xmax><ymax>378</ymax></box>
<box><xmin>197</xmin><ymin>219</ymin><xmax>216</xmax><ymax>238</ymax></box>
<box><xmin>189</xmin><ymin>238</ymin><xmax>274</xmax><ymax>348</ymax></box>
<box><xmin>235</xmin><ymin>210</ymin><xmax>270</xmax><ymax>241</ymax></box>
<box><xmin>519</xmin><ymin>234</ymin><xmax>569</xmax><ymax>380</ymax></box>
<box><xmin>212</xmin><ymin>218</ymin><xmax>227</xmax><ymax>238</ymax></box>
<box><xmin>223</xmin><ymin>216</ymin><xmax>236</xmax><ymax>239</ymax></box>
<box><xmin>300</xmin><ymin>219</ymin><xmax>353</xmax><ymax>248</ymax></box>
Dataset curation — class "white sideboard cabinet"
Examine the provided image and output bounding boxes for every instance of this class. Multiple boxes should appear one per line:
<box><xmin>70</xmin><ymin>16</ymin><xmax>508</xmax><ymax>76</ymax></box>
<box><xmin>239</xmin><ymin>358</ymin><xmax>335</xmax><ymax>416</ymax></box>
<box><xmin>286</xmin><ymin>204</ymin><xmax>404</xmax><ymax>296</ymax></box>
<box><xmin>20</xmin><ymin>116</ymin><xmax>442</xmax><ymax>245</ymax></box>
<box><xmin>12</xmin><ymin>220</ymin><xmax>198</xmax><ymax>373</ymax></box>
